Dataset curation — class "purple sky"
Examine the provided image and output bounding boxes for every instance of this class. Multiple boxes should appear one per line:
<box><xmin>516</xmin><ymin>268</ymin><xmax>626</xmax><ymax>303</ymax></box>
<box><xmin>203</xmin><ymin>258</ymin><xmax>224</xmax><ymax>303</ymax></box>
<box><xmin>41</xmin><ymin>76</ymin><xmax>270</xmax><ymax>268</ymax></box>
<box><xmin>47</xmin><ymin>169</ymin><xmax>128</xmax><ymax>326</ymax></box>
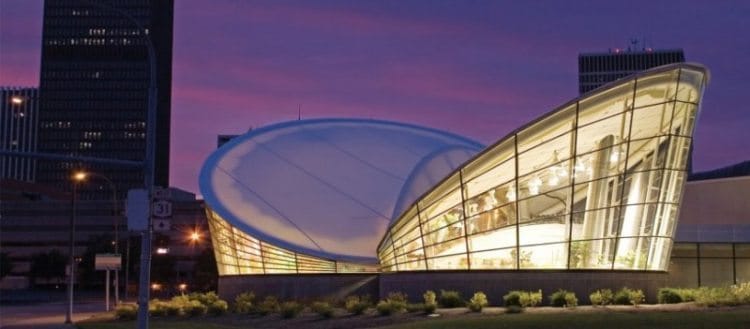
<box><xmin>1</xmin><ymin>1</ymin><xmax>748</xmax><ymax>195</ymax></box>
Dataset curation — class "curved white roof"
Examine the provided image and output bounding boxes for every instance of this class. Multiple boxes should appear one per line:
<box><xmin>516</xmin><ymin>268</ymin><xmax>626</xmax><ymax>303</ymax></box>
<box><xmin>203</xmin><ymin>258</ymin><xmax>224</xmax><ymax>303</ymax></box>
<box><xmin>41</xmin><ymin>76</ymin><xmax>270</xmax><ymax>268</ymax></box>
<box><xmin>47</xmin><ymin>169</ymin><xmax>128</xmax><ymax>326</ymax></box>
<box><xmin>200</xmin><ymin>118</ymin><xmax>483</xmax><ymax>263</ymax></box>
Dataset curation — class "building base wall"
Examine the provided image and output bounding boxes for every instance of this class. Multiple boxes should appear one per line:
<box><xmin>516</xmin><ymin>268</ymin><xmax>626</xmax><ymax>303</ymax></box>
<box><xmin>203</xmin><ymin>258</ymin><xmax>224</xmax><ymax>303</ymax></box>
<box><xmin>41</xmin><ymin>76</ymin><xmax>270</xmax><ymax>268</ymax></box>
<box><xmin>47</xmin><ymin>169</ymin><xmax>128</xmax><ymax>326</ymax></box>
<box><xmin>218</xmin><ymin>274</ymin><xmax>379</xmax><ymax>301</ymax></box>
<box><xmin>379</xmin><ymin>271</ymin><xmax>669</xmax><ymax>304</ymax></box>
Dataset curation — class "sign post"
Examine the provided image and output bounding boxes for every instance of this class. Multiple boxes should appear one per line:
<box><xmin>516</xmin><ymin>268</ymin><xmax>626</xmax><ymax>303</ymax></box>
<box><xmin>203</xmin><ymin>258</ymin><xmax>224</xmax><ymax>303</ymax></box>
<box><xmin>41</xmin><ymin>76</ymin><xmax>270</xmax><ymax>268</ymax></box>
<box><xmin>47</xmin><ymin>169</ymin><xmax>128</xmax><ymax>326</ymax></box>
<box><xmin>95</xmin><ymin>254</ymin><xmax>121</xmax><ymax>311</ymax></box>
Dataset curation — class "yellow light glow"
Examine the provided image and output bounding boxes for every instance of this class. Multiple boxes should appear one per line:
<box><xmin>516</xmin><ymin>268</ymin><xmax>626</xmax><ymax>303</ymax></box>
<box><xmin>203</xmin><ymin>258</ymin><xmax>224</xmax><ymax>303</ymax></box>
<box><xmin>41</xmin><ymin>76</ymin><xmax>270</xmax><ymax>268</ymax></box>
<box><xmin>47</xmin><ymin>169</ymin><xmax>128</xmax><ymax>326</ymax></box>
<box><xmin>11</xmin><ymin>96</ymin><xmax>23</xmax><ymax>105</ymax></box>
<box><xmin>190</xmin><ymin>231</ymin><xmax>201</xmax><ymax>242</ymax></box>
<box><xmin>73</xmin><ymin>171</ymin><xmax>87</xmax><ymax>181</ymax></box>
<box><xmin>178</xmin><ymin>283</ymin><xmax>187</xmax><ymax>291</ymax></box>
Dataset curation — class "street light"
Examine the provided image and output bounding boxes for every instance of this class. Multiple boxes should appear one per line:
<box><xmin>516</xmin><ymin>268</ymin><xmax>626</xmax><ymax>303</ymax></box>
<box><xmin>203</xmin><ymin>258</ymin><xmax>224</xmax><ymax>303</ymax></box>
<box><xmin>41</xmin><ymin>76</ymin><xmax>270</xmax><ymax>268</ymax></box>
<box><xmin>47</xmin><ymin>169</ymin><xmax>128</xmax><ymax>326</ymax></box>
<box><xmin>73</xmin><ymin>171</ymin><xmax>120</xmax><ymax>307</ymax></box>
<box><xmin>65</xmin><ymin>171</ymin><xmax>86</xmax><ymax>324</ymax></box>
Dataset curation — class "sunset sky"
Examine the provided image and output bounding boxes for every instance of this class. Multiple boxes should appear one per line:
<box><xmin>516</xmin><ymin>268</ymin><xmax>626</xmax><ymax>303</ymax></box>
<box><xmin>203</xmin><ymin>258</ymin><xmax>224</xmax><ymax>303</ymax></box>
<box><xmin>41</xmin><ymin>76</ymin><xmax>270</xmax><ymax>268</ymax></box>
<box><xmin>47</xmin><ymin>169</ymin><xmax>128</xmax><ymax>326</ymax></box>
<box><xmin>1</xmin><ymin>0</ymin><xmax>748</xmax><ymax>195</ymax></box>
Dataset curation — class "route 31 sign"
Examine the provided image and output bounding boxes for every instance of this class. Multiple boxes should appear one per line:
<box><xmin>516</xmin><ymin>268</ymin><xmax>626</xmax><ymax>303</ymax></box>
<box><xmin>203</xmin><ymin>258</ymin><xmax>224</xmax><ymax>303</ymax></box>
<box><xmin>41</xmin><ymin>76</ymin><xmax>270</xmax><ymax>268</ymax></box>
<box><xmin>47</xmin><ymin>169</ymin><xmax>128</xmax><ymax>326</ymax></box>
<box><xmin>152</xmin><ymin>199</ymin><xmax>173</xmax><ymax>218</ymax></box>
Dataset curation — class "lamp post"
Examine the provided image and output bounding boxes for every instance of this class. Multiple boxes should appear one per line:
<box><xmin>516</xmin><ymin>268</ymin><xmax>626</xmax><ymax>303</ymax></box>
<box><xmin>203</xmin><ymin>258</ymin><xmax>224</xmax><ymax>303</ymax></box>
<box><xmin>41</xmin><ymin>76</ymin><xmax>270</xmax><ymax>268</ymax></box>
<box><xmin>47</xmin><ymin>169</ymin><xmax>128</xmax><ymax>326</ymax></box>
<box><xmin>74</xmin><ymin>171</ymin><xmax>120</xmax><ymax>307</ymax></box>
<box><xmin>65</xmin><ymin>172</ymin><xmax>86</xmax><ymax>324</ymax></box>
<box><xmin>76</xmin><ymin>2</ymin><xmax>158</xmax><ymax>328</ymax></box>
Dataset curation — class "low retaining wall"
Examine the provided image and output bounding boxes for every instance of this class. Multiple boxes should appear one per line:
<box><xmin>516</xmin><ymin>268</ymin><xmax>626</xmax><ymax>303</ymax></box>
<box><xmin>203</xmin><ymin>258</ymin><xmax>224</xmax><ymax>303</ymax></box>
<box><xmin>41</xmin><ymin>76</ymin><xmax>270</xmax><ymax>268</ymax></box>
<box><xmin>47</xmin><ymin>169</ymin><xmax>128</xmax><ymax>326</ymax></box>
<box><xmin>218</xmin><ymin>274</ymin><xmax>379</xmax><ymax>301</ymax></box>
<box><xmin>379</xmin><ymin>271</ymin><xmax>669</xmax><ymax>304</ymax></box>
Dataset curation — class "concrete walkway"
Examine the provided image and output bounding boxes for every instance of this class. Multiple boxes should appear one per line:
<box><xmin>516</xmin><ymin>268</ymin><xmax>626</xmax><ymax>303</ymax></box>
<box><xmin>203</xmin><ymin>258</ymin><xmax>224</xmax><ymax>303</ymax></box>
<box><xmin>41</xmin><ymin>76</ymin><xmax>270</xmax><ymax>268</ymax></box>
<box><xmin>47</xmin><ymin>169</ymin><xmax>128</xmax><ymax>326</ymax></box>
<box><xmin>1</xmin><ymin>301</ymin><xmax>111</xmax><ymax>329</ymax></box>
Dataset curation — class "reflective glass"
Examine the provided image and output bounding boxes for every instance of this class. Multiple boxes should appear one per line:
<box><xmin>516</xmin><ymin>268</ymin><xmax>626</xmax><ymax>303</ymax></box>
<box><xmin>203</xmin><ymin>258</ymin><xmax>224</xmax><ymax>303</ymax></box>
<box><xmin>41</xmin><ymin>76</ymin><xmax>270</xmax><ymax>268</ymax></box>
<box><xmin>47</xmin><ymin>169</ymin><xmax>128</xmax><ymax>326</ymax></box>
<box><xmin>518</xmin><ymin>132</ymin><xmax>572</xmax><ymax>177</ymax></box>
<box><xmin>469</xmin><ymin>248</ymin><xmax>516</xmax><ymax>269</ymax></box>
<box><xmin>633</xmin><ymin>69</ymin><xmax>679</xmax><ymax>108</ymax></box>
<box><xmin>517</xmin><ymin>104</ymin><xmax>576</xmax><ymax>153</ymax></box>
<box><xmin>576</xmin><ymin>112</ymin><xmax>630</xmax><ymax>155</ymax></box>
<box><xmin>578</xmin><ymin>81</ymin><xmax>635</xmax><ymax>126</ymax></box>
<box><xmin>676</xmin><ymin>69</ymin><xmax>705</xmax><ymax>103</ymax></box>
<box><xmin>569</xmin><ymin>238</ymin><xmax>615</xmax><ymax>269</ymax></box>
<box><xmin>519</xmin><ymin>243</ymin><xmax>568</xmax><ymax>269</ymax></box>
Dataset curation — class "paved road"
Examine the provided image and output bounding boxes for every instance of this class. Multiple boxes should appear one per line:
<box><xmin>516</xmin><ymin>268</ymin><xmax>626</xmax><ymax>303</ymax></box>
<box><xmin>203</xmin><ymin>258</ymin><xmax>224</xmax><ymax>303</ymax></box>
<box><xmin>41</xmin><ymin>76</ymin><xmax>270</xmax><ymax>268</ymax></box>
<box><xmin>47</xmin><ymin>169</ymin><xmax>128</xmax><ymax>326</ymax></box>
<box><xmin>1</xmin><ymin>301</ymin><xmax>111</xmax><ymax>329</ymax></box>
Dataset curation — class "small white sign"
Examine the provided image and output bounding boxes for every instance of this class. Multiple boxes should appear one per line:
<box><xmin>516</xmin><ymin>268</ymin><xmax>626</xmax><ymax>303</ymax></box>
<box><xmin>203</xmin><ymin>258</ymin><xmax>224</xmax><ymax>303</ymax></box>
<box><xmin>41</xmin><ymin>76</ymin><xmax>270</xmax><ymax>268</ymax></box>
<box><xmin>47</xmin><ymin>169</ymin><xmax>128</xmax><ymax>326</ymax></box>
<box><xmin>152</xmin><ymin>199</ymin><xmax>173</xmax><ymax>218</ymax></box>
<box><xmin>95</xmin><ymin>254</ymin><xmax>121</xmax><ymax>270</ymax></box>
<box><xmin>153</xmin><ymin>219</ymin><xmax>171</xmax><ymax>231</ymax></box>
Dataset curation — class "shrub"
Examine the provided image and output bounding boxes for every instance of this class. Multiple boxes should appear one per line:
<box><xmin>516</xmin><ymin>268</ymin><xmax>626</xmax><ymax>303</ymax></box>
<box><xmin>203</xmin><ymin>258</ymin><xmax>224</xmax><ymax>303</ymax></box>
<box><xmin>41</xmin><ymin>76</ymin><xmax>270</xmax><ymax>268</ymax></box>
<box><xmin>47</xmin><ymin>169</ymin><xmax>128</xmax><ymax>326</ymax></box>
<box><xmin>613</xmin><ymin>287</ymin><xmax>633</xmax><ymax>305</ymax></box>
<box><xmin>376</xmin><ymin>300</ymin><xmax>396</xmax><ymax>316</ymax></box>
<box><xmin>406</xmin><ymin>303</ymin><xmax>425</xmax><ymax>313</ymax></box>
<box><xmin>438</xmin><ymin>290</ymin><xmax>463</xmax><ymax>308</ymax></box>
<box><xmin>423</xmin><ymin>290</ymin><xmax>437</xmax><ymax>306</ymax></box>
<box><xmin>185</xmin><ymin>300</ymin><xmax>207</xmax><ymax>317</ymax></box>
<box><xmin>629</xmin><ymin>289</ymin><xmax>645</xmax><ymax>306</ymax></box>
<box><xmin>188</xmin><ymin>291</ymin><xmax>220</xmax><ymax>306</ymax></box>
<box><xmin>676</xmin><ymin>288</ymin><xmax>697</xmax><ymax>302</ymax></box>
<box><xmin>148</xmin><ymin>300</ymin><xmax>169</xmax><ymax>317</ymax></box>
<box><xmin>345</xmin><ymin>295</ymin><xmax>371</xmax><ymax>315</ymax></box>
<box><xmin>519</xmin><ymin>290</ymin><xmax>542</xmax><ymax>307</ymax></box>
<box><xmin>658</xmin><ymin>288</ymin><xmax>683</xmax><ymax>304</ymax></box>
<box><xmin>311</xmin><ymin>301</ymin><xmax>334</xmax><ymax>318</ymax></box>
<box><xmin>589</xmin><ymin>289</ymin><xmax>613</xmax><ymax>306</ymax></box>
<box><xmin>280</xmin><ymin>301</ymin><xmax>304</xmax><ymax>319</ymax></box>
<box><xmin>115</xmin><ymin>304</ymin><xmax>138</xmax><ymax>320</ymax></box>
<box><xmin>503</xmin><ymin>291</ymin><xmax>522</xmax><ymax>307</ymax></box>
<box><xmin>386</xmin><ymin>292</ymin><xmax>408</xmax><ymax>311</ymax></box>
<box><xmin>423</xmin><ymin>303</ymin><xmax>436</xmax><ymax>314</ymax></box>
<box><xmin>468</xmin><ymin>292</ymin><xmax>488</xmax><ymax>312</ymax></box>
<box><xmin>694</xmin><ymin>286</ymin><xmax>742</xmax><ymax>307</ymax></box>
<box><xmin>208</xmin><ymin>300</ymin><xmax>229</xmax><ymax>316</ymax></box>
<box><xmin>506</xmin><ymin>305</ymin><xmax>524</xmax><ymax>314</ymax></box>
<box><xmin>504</xmin><ymin>290</ymin><xmax>542</xmax><ymax>308</ymax></box>
<box><xmin>257</xmin><ymin>296</ymin><xmax>280</xmax><ymax>316</ymax></box>
<box><xmin>549</xmin><ymin>289</ymin><xmax>577</xmax><ymax>308</ymax></box>
<box><xmin>733</xmin><ymin>282</ymin><xmax>750</xmax><ymax>304</ymax></box>
<box><xmin>234</xmin><ymin>291</ymin><xmax>255</xmax><ymax>314</ymax></box>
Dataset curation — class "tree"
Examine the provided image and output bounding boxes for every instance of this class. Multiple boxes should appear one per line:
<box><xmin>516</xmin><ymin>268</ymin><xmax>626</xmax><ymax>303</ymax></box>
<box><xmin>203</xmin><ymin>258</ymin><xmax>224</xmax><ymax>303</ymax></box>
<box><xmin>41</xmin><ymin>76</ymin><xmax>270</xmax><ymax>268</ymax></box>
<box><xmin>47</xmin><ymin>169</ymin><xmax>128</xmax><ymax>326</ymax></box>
<box><xmin>29</xmin><ymin>250</ymin><xmax>67</xmax><ymax>286</ymax></box>
<box><xmin>0</xmin><ymin>252</ymin><xmax>13</xmax><ymax>279</ymax></box>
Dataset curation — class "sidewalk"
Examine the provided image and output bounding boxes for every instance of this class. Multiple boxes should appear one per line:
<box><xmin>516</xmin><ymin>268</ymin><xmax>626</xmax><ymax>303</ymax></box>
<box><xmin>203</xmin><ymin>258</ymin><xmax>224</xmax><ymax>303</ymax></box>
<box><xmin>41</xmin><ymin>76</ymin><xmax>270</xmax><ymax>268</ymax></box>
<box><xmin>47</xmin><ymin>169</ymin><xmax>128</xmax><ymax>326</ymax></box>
<box><xmin>0</xmin><ymin>301</ymin><xmax>112</xmax><ymax>329</ymax></box>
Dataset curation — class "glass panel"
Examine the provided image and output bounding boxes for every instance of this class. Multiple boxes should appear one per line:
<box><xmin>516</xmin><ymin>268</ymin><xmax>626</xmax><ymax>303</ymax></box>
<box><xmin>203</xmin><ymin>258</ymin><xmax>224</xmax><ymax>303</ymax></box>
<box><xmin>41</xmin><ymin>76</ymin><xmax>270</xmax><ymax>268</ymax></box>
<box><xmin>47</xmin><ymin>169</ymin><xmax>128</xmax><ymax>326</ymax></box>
<box><xmin>574</xmin><ymin>145</ymin><xmax>626</xmax><ymax>184</ymax></box>
<box><xmin>614</xmin><ymin>237</ymin><xmax>650</xmax><ymax>270</ymax></box>
<box><xmin>424</xmin><ymin>235</ymin><xmax>466</xmax><ymax>258</ymax></box>
<box><xmin>668</xmin><ymin>258</ymin><xmax>699</xmax><ymax>288</ymax></box>
<box><xmin>630</xmin><ymin>102</ymin><xmax>674</xmax><ymax>140</ymax></box>
<box><xmin>576</xmin><ymin>112</ymin><xmax>630</xmax><ymax>155</ymax></box>
<box><xmin>467</xmin><ymin>224</ymin><xmax>516</xmax><ymax>251</ymax></box>
<box><xmin>700</xmin><ymin>259</ymin><xmax>734</xmax><ymax>286</ymax></box>
<box><xmin>418</xmin><ymin>173</ymin><xmax>462</xmax><ymax>216</ymax></box>
<box><xmin>469</xmin><ymin>248</ymin><xmax>517</xmax><ymax>269</ymax></box>
<box><xmin>427</xmin><ymin>252</ymin><xmax>469</xmax><ymax>270</ymax></box>
<box><xmin>578</xmin><ymin>80</ymin><xmax>635</xmax><ymax>127</ymax></box>
<box><xmin>666</xmin><ymin>137</ymin><xmax>691</xmax><ymax>171</ymax></box>
<box><xmin>625</xmin><ymin>137</ymin><xmax>670</xmax><ymax>175</ymax></box>
<box><xmin>422</xmin><ymin>207</ymin><xmax>463</xmax><ymax>235</ymax></box>
<box><xmin>571</xmin><ymin>207</ymin><xmax>620</xmax><ymax>241</ymax></box>
<box><xmin>676</xmin><ymin>68</ymin><xmax>705</xmax><ymax>103</ymax></box>
<box><xmin>569</xmin><ymin>238</ymin><xmax>615</xmax><ymax>269</ymax></box>
<box><xmin>700</xmin><ymin>244</ymin><xmax>733</xmax><ymax>257</ymax></box>
<box><xmin>517</xmin><ymin>104</ymin><xmax>576</xmax><ymax>153</ymax></box>
<box><xmin>518</xmin><ymin>186</ymin><xmax>571</xmax><ymax>224</ymax></box>
<box><xmin>421</xmin><ymin>187</ymin><xmax>463</xmax><ymax>224</ymax></box>
<box><xmin>671</xmin><ymin>102</ymin><xmax>697</xmax><ymax>136</ymax></box>
<box><xmin>466</xmin><ymin>202</ymin><xmax>516</xmax><ymax>235</ymax></box>
<box><xmin>518</xmin><ymin>160</ymin><xmax>572</xmax><ymax>199</ymax></box>
<box><xmin>464</xmin><ymin>159</ymin><xmax>515</xmax><ymax>201</ymax></box>
<box><xmin>572</xmin><ymin>175</ymin><xmax>623</xmax><ymax>213</ymax></box>
<box><xmin>633</xmin><ymin>69</ymin><xmax>679</xmax><ymax>108</ymax></box>
<box><xmin>648</xmin><ymin>237</ymin><xmax>673</xmax><ymax>271</ymax></box>
<box><xmin>519</xmin><ymin>243</ymin><xmax>568</xmax><ymax>269</ymax></box>
<box><xmin>462</xmin><ymin>138</ymin><xmax>515</xmax><ymax>183</ymax></box>
<box><xmin>519</xmin><ymin>217</ymin><xmax>568</xmax><ymax>245</ymax></box>
<box><xmin>518</xmin><ymin>132</ymin><xmax>572</xmax><ymax>177</ymax></box>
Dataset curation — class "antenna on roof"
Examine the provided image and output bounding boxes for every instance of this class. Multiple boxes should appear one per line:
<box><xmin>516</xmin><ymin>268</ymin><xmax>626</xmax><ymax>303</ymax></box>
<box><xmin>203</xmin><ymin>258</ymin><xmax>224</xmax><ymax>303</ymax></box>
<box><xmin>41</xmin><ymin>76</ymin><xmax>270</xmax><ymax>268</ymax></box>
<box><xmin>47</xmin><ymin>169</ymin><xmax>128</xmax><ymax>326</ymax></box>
<box><xmin>298</xmin><ymin>104</ymin><xmax>301</xmax><ymax>120</ymax></box>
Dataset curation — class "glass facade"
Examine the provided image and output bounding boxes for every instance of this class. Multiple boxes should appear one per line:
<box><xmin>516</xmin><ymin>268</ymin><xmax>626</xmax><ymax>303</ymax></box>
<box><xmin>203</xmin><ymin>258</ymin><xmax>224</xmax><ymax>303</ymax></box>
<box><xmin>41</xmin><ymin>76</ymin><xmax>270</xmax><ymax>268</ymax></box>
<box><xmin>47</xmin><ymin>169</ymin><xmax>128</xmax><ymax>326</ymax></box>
<box><xmin>206</xmin><ymin>209</ymin><xmax>379</xmax><ymax>275</ymax></box>
<box><xmin>669</xmin><ymin>243</ymin><xmax>750</xmax><ymax>287</ymax></box>
<box><xmin>379</xmin><ymin>64</ymin><xmax>708</xmax><ymax>272</ymax></box>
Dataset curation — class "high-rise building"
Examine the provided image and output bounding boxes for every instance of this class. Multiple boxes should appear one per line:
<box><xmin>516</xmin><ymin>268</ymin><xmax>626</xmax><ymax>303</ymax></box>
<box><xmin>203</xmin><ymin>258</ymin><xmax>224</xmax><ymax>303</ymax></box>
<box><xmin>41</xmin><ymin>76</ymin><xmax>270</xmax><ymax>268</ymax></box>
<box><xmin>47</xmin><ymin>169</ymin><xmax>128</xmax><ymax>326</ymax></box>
<box><xmin>578</xmin><ymin>48</ymin><xmax>684</xmax><ymax>94</ymax></box>
<box><xmin>1</xmin><ymin>87</ymin><xmax>39</xmax><ymax>182</ymax></box>
<box><xmin>37</xmin><ymin>0</ymin><xmax>173</xmax><ymax>200</ymax></box>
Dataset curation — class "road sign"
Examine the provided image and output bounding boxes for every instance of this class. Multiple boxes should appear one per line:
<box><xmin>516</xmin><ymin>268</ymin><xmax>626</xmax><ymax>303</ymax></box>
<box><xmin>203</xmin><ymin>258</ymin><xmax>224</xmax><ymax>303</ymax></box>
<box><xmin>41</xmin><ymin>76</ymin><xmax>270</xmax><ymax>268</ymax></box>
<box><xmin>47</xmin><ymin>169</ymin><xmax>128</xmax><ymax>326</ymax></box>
<box><xmin>95</xmin><ymin>254</ymin><xmax>122</xmax><ymax>270</ymax></box>
<box><xmin>153</xmin><ymin>219</ymin><xmax>171</xmax><ymax>232</ymax></box>
<box><xmin>126</xmin><ymin>189</ymin><xmax>149</xmax><ymax>231</ymax></box>
<box><xmin>152</xmin><ymin>199</ymin><xmax>172</xmax><ymax>218</ymax></box>
<box><xmin>153</xmin><ymin>187</ymin><xmax>171</xmax><ymax>200</ymax></box>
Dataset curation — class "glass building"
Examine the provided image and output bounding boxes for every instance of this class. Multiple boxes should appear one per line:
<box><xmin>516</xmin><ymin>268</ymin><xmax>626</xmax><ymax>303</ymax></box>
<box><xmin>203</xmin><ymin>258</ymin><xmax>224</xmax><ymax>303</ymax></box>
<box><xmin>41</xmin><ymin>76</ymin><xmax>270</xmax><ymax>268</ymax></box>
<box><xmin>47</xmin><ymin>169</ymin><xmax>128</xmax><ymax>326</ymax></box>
<box><xmin>200</xmin><ymin>119</ymin><xmax>484</xmax><ymax>275</ymax></box>
<box><xmin>378</xmin><ymin>63</ymin><xmax>707</xmax><ymax>272</ymax></box>
<box><xmin>201</xmin><ymin>63</ymin><xmax>708</xmax><ymax>276</ymax></box>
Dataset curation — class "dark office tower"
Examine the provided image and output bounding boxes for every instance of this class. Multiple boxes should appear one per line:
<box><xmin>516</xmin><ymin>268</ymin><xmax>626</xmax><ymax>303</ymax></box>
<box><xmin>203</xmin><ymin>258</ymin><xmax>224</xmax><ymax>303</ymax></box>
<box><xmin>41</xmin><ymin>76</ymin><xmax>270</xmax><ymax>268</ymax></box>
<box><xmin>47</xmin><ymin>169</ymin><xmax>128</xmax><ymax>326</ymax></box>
<box><xmin>1</xmin><ymin>87</ymin><xmax>39</xmax><ymax>182</ymax></box>
<box><xmin>37</xmin><ymin>0</ymin><xmax>173</xmax><ymax>200</ymax></box>
<box><xmin>578</xmin><ymin>48</ymin><xmax>684</xmax><ymax>94</ymax></box>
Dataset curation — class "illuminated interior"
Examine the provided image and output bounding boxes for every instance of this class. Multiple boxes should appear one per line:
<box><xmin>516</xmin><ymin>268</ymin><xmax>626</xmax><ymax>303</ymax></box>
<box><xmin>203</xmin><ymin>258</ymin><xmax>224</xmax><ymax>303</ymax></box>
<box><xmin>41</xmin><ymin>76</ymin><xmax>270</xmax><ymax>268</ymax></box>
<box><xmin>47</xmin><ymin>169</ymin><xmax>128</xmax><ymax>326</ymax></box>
<box><xmin>378</xmin><ymin>64</ymin><xmax>708</xmax><ymax>272</ymax></box>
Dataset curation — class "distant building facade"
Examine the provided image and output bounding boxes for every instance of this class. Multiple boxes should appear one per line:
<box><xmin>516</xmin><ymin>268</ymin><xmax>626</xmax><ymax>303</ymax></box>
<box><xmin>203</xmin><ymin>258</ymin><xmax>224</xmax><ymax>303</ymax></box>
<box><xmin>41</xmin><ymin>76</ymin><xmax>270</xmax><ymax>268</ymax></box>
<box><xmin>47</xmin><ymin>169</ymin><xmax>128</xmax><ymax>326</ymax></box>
<box><xmin>36</xmin><ymin>0</ymin><xmax>174</xmax><ymax>200</ymax></box>
<box><xmin>1</xmin><ymin>87</ymin><xmax>39</xmax><ymax>182</ymax></box>
<box><xmin>578</xmin><ymin>48</ymin><xmax>684</xmax><ymax>94</ymax></box>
